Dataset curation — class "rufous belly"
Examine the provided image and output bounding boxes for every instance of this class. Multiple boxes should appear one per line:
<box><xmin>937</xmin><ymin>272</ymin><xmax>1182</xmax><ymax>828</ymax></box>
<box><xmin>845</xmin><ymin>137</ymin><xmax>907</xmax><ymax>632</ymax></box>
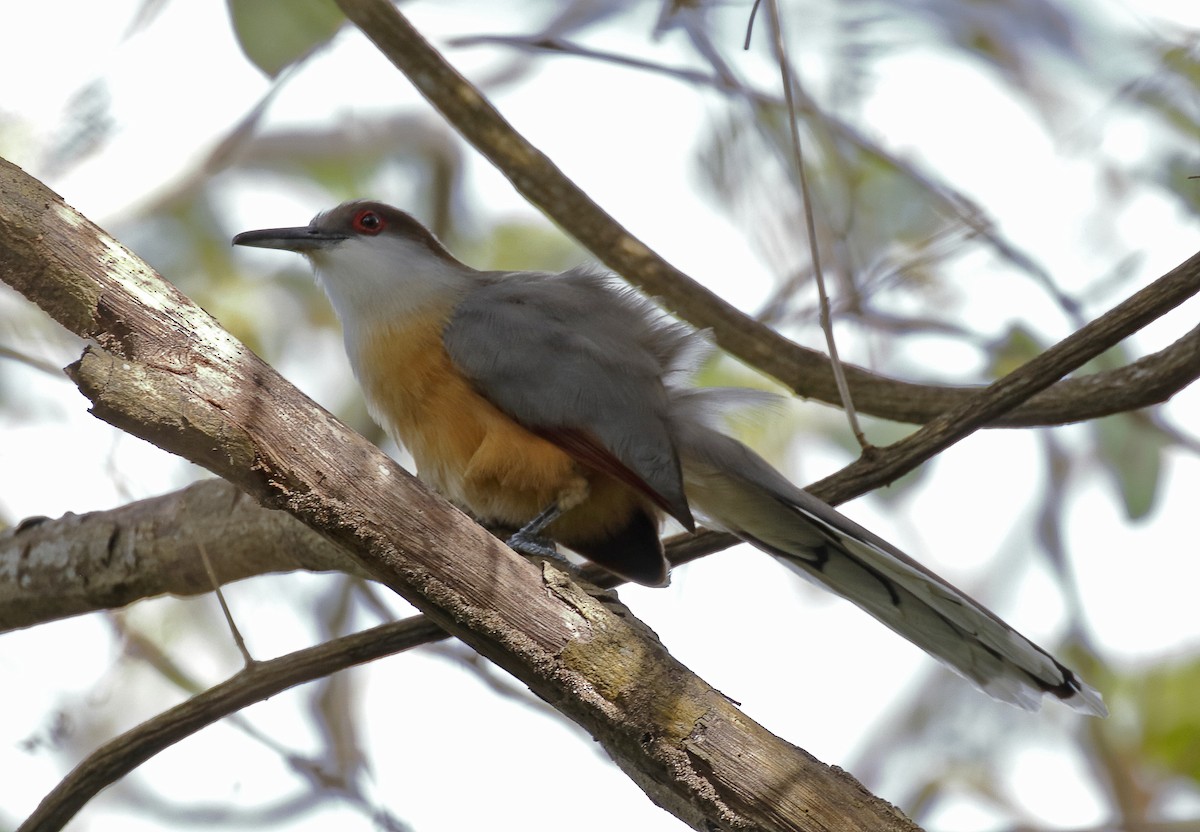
<box><xmin>351</xmin><ymin>313</ymin><xmax>646</xmax><ymax>548</ymax></box>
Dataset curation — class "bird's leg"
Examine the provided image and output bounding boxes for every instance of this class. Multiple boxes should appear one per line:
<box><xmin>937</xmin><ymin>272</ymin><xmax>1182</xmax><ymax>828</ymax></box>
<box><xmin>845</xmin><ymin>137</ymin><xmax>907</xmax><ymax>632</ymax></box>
<box><xmin>506</xmin><ymin>479</ymin><xmax>589</xmax><ymax>565</ymax></box>
<box><xmin>506</xmin><ymin>502</ymin><xmax>567</xmax><ymax>561</ymax></box>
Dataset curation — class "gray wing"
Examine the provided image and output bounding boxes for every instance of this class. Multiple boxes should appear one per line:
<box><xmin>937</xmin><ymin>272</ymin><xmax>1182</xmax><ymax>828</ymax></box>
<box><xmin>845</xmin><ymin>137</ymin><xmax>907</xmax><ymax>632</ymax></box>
<box><xmin>444</xmin><ymin>269</ymin><xmax>696</xmax><ymax>529</ymax></box>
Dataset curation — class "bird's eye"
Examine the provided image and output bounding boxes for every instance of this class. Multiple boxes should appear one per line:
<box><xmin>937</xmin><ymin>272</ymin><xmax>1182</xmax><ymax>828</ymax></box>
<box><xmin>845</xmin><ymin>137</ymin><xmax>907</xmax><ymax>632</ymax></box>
<box><xmin>352</xmin><ymin>210</ymin><xmax>385</xmax><ymax>235</ymax></box>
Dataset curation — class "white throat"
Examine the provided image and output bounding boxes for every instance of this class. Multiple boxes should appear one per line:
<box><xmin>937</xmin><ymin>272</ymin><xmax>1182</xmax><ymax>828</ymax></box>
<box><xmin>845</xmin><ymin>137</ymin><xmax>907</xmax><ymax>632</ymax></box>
<box><xmin>307</xmin><ymin>234</ymin><xmax>474</xmax><ymax>329</ymax></box>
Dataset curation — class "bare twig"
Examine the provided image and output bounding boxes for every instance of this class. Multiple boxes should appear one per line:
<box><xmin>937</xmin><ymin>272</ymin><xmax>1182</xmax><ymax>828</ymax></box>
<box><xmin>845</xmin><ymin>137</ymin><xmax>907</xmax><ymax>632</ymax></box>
<box><xmin>764</xmin><ymin>0</ymin><xmax>867</xmax><ymax>447</ymax></box>
<box><xmin>197</xmin><ymin>540</ymin><xmax>255</xmax><ymax>665</ymax></box>
<box><xmin>0</xmin><ymin>343</ymin><xmax>66</xmax><ymax>377</ymax></box>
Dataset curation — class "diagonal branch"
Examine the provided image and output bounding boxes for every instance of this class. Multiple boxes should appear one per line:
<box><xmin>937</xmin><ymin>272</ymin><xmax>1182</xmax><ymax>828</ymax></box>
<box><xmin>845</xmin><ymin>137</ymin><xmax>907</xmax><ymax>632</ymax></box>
<box><xmin>334</xmin><ymin>0</ymin><xmax>1200</xmax><ymax>429</ymax></box>
<box><xmin>0</xmin><ymin>162</ymin><xmax>918</xmax><ymax>831</ymax></box>
<box><xmin>18</xmin><ymin>615</ymin><xmax>446</xmax><ymax>832</ymax></box>
<box><xmin>809</xmin><ymin>248</ymin><xmax>1200</xmax><ymax>502</ymax></box>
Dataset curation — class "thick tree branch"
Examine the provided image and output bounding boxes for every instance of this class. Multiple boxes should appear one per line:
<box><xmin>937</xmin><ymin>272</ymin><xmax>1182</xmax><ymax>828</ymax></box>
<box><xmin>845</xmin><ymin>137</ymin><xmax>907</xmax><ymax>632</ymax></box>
<box><xmin>0</xmin><ymin>478</ymin><xmax>712</xmax><ymax>634</ymax></box>
<box><xmin>0</xmin><ymin>163</ymin><xmax>918</xmax><ymax>831</ymax></box>
<box><xmin>0</xmin><ymin>479</ymin><xmax>367</xmax><ymax>632</ymax></box>
<box><xmin>0</xmin><ymin>477</ymin><xmax>714</xmax><ymax>632</ymax></box>
<box><xmin>333</xmin><ymin>0</ymin><xmax>1200</xmax><ymax>429</ymax></box>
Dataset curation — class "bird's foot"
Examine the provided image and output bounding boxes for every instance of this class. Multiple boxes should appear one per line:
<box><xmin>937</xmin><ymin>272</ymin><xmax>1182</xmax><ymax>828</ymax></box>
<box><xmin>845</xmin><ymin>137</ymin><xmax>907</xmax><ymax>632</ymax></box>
<box><xmin>506</xmin><ymin>529</ymin><xmax>568</xmax><ymax>564</ymax></box>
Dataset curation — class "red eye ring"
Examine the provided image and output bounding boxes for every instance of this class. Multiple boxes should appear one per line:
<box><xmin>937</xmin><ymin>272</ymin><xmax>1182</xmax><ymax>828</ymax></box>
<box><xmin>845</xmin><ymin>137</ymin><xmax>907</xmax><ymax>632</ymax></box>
<box><xmin>352</xmin><ymin>209</ymin><xmax>386</xmax><ymax>235</ymax></box>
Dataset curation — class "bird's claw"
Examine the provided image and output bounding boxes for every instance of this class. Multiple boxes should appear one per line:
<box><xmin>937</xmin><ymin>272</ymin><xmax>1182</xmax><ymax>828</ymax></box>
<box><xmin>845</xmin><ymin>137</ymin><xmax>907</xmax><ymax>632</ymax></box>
<box><xmin>506</xmin><ymin>530</ymin><xmax>567</xmax><ymax>564</ymax></box>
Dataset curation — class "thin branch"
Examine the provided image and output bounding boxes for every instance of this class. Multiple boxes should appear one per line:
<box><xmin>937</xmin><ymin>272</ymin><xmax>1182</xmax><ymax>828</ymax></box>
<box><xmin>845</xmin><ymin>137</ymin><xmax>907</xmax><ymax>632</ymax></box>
<box><xmin>333</xmin><ymin>0</ymin><xmax>1200</xmax><ymax>430</ymax></box>
<box><xmin>765</xmin><ymin>0</ymin><xmax>867</xmax><ymax>447</ymax></box>
<box><xmin>449</xmin><ymin>33</ymin><xmax>760</xmax><ymax>93</ymax></box>
<box><xmin>0</xmin><ymin>343</ymin><xmax>66</xmax><ymax>377</ymax></box>
<box><xmin>197</xmin><ymin>540</ymin><xmax>256</xmax><ymax>666</ymax></box>
<box><xmin>18</xmin><ymin>615</ymin><xmax>446</xmax><ymax>832</ymax></box>
<box><xmin>809</xmin><ymin>249</ymin><xmax>1200</xmax><ymax>503</ymax></box>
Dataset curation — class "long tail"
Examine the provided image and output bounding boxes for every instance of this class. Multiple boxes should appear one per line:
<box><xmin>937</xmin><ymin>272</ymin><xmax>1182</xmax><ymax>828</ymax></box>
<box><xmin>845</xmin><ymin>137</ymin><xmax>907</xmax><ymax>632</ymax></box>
<box><xmin>675</xmin><ymin>421</ymin><xmax>1106</xmax><ymax>716</ymax></box>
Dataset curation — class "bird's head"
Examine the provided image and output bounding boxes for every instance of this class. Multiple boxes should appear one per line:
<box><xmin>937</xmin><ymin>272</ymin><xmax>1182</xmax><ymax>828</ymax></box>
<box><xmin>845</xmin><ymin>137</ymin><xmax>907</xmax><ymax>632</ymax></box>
<box><xmin>234</xmin><ymin>200</ymin><xmax>472</xmax><ymax>323</ymax></box>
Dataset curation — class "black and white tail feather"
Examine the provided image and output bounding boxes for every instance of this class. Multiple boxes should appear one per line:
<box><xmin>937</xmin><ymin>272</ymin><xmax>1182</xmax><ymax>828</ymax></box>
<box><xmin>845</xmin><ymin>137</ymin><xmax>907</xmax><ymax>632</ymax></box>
<box><xmin>675</xmin><ymin>415</ymin><xmax>1107</xmax><ymax>717</ymax></box>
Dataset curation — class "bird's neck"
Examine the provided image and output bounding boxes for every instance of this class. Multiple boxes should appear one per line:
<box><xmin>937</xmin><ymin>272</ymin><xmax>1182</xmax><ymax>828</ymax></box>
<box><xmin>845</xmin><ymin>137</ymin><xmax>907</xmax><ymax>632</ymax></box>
<box><xmin>309</xmin><ymin>234</ymin><xmax>477</xmax><ymax>334</ymax></box>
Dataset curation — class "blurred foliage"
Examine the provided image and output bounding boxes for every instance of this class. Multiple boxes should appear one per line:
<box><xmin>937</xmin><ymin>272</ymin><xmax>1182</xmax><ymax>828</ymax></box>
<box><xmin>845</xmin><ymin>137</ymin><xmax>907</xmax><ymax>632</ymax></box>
<box><xmin>990</xmin><ymin>327</ymin><xmax>1171</xmax><ymax>519</ymax></box>
<box><xmin>698</xmin><ymin>104</ymin><xmax>967</xmax><ymax>324</ymax></box>
<box><xmin>227</xmin><ymin>0</ymin><xmax>344</xmax><ymax>78</ymax></box>
<box><xmin>3</xmin><ymin>1</ymin><xmax>1200</xmax><ymax>830</ymax></box>
<box><xmin>41</xmin><ymin>81</ymin><xmax>115</xmax><ymax>178</ymax></box>
<box><xmin>692</xmin><ymin>356</ymin><xmax>800</xmax><ymax>467</ymax></box>
<box><xmin>1094</xmin><ymin>411</ymin><xmax>1169</xmax><ymax>521</ymax></box>
<box><xmin>1133</xmin><ymin>38</ymin><xmax>1200</xmax><ymax>142</ymax></box>
<box><xmin>988</xmin><ymin>323</ymin><xmax>1046</xmax><ymax>379</ymax></box>
<box><xmin>1135</xmin><ymin>656</ymin><xmax>1200</xmax><ymax>785</ymax></box>
<box><xmin>465</xmin><ymin>220</ymin><xmax>587</xmax><ymax>273</ymax></box>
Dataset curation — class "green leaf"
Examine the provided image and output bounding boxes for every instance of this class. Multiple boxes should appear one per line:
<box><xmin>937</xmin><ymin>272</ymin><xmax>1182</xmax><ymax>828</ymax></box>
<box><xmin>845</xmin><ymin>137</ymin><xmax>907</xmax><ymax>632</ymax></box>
<box><xmin>987</xmin><ymin>324</ymin><xmax>1044</xmax><ymax>379</ymax></box>
<box><xmin>1093</xmin><ymin>413</ymin><xmax>1167</xmax><ymax>521</ymax></box>
<box><xmin>1135</xmin><ymin>656</ymin><xmax>1200</xmax><ymax>783</ymax></box>
<box><xmin>227</xmin><ymin>0</ymin><xmax>344</xmax><ymax>78</ymax></box>
<box><xmin>474</xmin><ymin>221</ymin><xmax>584</xmax><ymax>273</ymax></box>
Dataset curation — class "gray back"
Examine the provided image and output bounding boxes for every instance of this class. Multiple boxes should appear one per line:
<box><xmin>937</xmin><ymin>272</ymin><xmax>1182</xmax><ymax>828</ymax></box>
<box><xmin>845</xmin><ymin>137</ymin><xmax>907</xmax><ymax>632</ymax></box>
<box><xmin>444</xmin><ymin>268</ymin><xmax>697</xmax><ymax>527</ymax></box>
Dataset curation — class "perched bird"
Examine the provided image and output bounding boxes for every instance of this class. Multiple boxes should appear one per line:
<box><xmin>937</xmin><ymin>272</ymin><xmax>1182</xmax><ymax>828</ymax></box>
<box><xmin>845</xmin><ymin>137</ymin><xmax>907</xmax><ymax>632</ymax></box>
<box><xmin>234</xmin><ymin>200</ymin><xmax>1106</xmax><ymax>716</ymax></box>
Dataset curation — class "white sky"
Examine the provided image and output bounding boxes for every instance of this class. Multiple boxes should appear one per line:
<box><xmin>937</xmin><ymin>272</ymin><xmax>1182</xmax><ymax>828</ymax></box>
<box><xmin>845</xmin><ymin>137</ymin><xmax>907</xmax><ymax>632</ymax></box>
<box><xmin>2</xmin><ymin>1</ymin><xmax>1200</xmax><ymax>831</ymax></box>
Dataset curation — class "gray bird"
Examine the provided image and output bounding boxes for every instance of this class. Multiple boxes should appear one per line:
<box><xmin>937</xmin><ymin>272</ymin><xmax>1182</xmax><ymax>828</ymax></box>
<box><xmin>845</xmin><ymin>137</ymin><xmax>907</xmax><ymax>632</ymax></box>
<box><xmin>234</xmin><ymin>200</ymin><xmax>1107</xmax><ymax>716</ymax></box>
